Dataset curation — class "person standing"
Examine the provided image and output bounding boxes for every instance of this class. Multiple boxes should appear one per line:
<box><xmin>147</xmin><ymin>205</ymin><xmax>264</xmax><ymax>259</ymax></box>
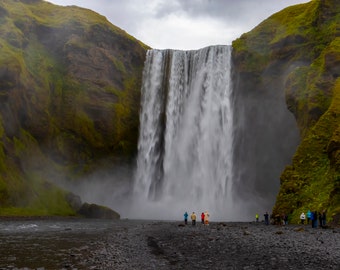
<box><xmin>184</xmin><ymin>212</ymin><xmax>188</xmax><ymax>225</ymax></box>
<box><xmin>322</xmin><ymin>211</ymin><xmax>327</xmax><ymax>227</ymax></box>
<box><xmin>204</xmin><ymin>211</ymin><xmax>210</xmax><ymax>225</ymax></box>
<box><xmin>318</xmin><ymin>212</ymin><xmax>323</xmax><ymax>228</ymax></box>
<box><xmin>201</xmin><ymin>212</ymin><xmax>205</xmax><ymax>224</ymax></box>
<box><xmin>300</xmin><ymin>212</ymin><xmax>306</xmax><ymax>224</ymax></box>
<box><xmin>191</xmin><ymin>212</ymin><xmax>197</xmax><ymax>226</ymax></box>
<box><xmin>307</xmin><ymin>210</ymin><xmax>311</xmax><ymax>224</ymax></box>
<box><xmin>311</xmin><ymin>211</ymin><xmax>315</xmax><ymax>228</ymax></box>
<box><xmin>313</xmin><ymin>211</ymin><xmax>318</xmax><ymax>228</ymax></box>
<box><xmin>264</xmin><ymin>212</ymin><xmax>269</xmax><ymax>225</ymax></box>
<box><xmin>255</xmin><ymin>213</ymin><xmax>259</xmax><ymax>222</ymax></box>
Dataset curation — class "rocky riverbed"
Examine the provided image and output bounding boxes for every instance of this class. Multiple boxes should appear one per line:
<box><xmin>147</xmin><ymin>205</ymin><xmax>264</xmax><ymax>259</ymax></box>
<box><xmin>0</xmin><ymin>218</ymin><xmax>339</xmax><ymax>269</ymax></box>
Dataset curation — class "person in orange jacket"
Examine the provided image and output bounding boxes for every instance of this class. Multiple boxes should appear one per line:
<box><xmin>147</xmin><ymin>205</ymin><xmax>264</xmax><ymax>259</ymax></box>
<box><xmin>204</xmin><ymin>211</ymin><xmax>210</xmax><ymax>225</ymax></box>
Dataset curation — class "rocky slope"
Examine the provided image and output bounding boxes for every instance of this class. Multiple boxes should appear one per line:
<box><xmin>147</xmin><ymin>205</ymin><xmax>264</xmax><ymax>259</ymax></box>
<box><xmin>0</xmin><ymin>0</ymin><xmax>148</xmax><ymax>216</ymax></box>
<box><xmin>232</xmin><ymin>0</ymin><xmax>339</xmax><ymax>223</ymax></box>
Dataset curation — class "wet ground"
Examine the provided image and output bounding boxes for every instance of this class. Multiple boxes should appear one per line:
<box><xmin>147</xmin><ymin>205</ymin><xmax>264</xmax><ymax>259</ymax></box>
<box><xmin>0</xmin><ymin>218</ymin><xmax>118</xmax><ymax>269</ymax></box>
<box><xmin>0</xmin><ymin>218</ymin><xmax>339</xmax><ymax>269</ymax></box>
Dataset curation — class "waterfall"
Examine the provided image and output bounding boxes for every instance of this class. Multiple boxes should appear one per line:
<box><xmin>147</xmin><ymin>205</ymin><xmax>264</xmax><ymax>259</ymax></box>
<box><xmin>132</xmin><ymin>45</ymin><xmax>235</xmax><ymax>221</ymax></box>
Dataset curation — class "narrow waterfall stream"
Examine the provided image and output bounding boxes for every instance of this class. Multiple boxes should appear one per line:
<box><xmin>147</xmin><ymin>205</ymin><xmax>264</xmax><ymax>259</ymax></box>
<box><xmin>132</xmin><ymin>46</ymin><xmax>235</xmax><ymax>220</ymax></box>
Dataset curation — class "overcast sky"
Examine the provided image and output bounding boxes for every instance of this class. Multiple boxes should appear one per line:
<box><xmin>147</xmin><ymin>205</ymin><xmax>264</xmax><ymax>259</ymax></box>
<box><xmin>46</xmin><ymin>0</ymin><xmax>310</xmax><ymax>50</ymax></box>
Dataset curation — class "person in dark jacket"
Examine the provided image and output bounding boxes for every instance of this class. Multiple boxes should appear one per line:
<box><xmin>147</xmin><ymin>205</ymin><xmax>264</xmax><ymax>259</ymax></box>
<box><xmin>318</xmin><ymin>212</ymin><xmax>323</xmax><ymax>228</ymax></box>
<box><xmin>314</xmin><ymin>211</ymin><xmax>318</xmax><ymax>228</ymax></box>
<box><xmin>322</xmin><ymin>211</ymin><xmax>327</xmax><ymax>227</ymax></box>
<box><xmin>311</xmin><ymin>211</ymin><xmax>315</xmax><ymax>228</ymax></box>
<box><xmin>264</xmin><ymin>212</ymin><xmax>269</xmax><ymax>225</ymax></box>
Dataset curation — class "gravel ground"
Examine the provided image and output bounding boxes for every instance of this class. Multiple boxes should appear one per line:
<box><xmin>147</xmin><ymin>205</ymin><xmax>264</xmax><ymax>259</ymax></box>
<box><xmin>93</xmin><ymin>221</ymin><xmax>340</xmax><ymax>270</ymax></box>
<box><xmin>0</xmin><ymin>220</ymin><xmax>339</xmax><ymax>269</ymax></box>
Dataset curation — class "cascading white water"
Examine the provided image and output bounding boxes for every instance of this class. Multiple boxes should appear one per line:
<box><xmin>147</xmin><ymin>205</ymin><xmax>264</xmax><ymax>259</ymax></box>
<box><xmin>132</xmin><ymin>45</ymin><xmax>235</xmax><ymax>221</ymax></box>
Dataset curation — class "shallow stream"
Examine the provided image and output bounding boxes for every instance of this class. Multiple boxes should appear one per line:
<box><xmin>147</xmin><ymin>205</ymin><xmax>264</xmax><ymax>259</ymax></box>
<box><xmin>0</xmin><ymin>218</ymin><xmax>128</xmax><ymax>269</ymax></box>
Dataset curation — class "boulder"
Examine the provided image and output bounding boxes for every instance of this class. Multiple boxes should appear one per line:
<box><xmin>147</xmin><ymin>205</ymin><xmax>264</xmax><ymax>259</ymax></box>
<box><xmin>65</xmin><ymin>192</ymin><xmax>83</xmax><ymax>211</ymax></box>
<box><xmin>77</xmin><ymin>203</ymin><xmax>120</xmax><ymax>219</ymax></box>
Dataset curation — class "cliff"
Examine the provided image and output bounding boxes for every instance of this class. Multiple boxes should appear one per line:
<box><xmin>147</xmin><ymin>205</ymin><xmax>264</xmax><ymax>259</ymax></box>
<box><xmin>1</xmin><ymin>0</ymin><xmax>339</xmax><ymax>222</ymax></box>
<box><xmin>232</xmin><ymin>0</ymin><xmax>340</xmax><ymax>222</ymax></box>
<box><xmin>0</xmin><ymin>0</ymin><xmax>148</xmax><ymax>216</ymax></box>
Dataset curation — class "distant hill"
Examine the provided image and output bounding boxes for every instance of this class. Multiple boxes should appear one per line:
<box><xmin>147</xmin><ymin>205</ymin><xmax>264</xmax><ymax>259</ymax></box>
<box><xmin>0</xmin><ymin>0</ymin><xmax>148</xmax><ymax>216</ymax></box>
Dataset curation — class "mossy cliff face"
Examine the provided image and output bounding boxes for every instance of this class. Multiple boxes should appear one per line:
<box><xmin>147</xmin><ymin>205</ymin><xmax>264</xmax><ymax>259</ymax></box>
<box><xmin>0</xmin><ymin>0</ymin><xmax>148</xmax><ymax>216</ymax></box>
<box><xmin>232</xmin><ymin>0</ymin><xmax>340</xmax><ymax>222</ymax></box>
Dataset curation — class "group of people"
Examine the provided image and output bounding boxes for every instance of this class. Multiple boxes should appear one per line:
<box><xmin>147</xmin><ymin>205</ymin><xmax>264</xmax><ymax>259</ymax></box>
<box><xmin>300</xmin><ymin>210</ymin><xmax>326</xmax><ymax>228</ymax></box>
<box><xmin>255</xmin><ymin>210</ymin><xmax>327</xmax><ymax>227</ymax></box>
<box><xmin>255</xmin><ymin>212</ymin><xmax>286</xmax><ymax>225</ymax></box>
<box><xmin>184</xmin><ymin>211</ymin><xmax>210</xmax><ymax>226</ymax></box>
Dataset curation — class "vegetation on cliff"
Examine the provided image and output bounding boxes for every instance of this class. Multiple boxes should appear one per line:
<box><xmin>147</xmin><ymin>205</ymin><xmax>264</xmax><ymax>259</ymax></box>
<box><xmin>232</xmin><ymin>0</ymin><xmax>339</xmax><ymax>223</ymax></box>
<box><xmin>0</xmin><ymin>0</ymin><xmax>148</xmax><ymax>216</ymax></box>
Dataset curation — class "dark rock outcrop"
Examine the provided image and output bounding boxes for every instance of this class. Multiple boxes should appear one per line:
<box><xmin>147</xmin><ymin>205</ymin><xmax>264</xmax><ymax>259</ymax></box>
<box><xmin>78</xmin><ymin>203</ymin><xmax>120</xmax><ymax>219</ymax></box>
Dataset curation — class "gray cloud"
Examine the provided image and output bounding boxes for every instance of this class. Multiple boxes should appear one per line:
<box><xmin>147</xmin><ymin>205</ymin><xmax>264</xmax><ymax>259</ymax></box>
<box><xmin>46</xmin><ymin>0</ymin><xmax>310</xmax><ymax>49</ymax></box>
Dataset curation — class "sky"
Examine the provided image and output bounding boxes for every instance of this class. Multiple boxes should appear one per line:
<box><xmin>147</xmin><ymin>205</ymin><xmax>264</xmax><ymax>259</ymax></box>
<box><xmin>45</xmin><ymin>0</ymin><xmax>311</xmax><ymax>50</ymax></box>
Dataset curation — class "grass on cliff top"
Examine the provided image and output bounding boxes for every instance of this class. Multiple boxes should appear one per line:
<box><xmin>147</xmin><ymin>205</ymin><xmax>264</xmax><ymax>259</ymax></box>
<box><xmin>232</xmin><ymin>0</ymin><xmax>338</xmax><ymax>72</ymax></box>
<box><xmin>232</xmin><ymin>1</ymin><xmax>318</xmax><ymax>51</ymax></box>
<box><xmin>2</xmin><ymin>0</ymin><xmax>113</xmax><ymax>31</ymax></box>
<box><xmin>0</xmin><ymin>0</ymin><xmax>149</xmax><ymax>49</ymax></box>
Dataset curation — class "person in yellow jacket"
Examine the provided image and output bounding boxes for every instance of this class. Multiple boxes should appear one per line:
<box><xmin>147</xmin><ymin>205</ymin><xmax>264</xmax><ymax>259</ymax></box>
<box><xmin>191</xmin><ymin>212</ymin><xmax>197</xmax><ymax>226</ymax></box>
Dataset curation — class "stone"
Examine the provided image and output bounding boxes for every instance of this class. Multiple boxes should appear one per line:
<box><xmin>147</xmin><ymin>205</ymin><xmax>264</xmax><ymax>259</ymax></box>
<box><xmin>77</xmin><ymin>203</ymin><xmax>120</xmax><ymax>219</ymax></box>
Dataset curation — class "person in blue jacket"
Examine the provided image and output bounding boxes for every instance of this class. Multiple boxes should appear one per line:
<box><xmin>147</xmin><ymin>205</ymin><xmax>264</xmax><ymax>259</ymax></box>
<box><xmin>310</xmin><ymin>211</ymin><xmax>315</xmax><ymax>228</ymax></box>
<box><xmin>307</xmin><ymin>210</ymin><xmax>311</xmax><ymax>224</ymax></box>
<box><xmin>184</xmin><ymin>212</ymin><xmax>188</xmax><ymax>225</ymax></box>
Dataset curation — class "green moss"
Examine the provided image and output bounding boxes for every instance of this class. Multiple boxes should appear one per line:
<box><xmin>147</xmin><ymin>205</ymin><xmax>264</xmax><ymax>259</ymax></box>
<box><xmin>232</xmin><ymin>0</ymin><xmax>340</xmax><ymax>223</ymax></box>
<box><xmin>0</xmin><ymin>0</ymin><xmax>147</xmax><ymax>216</ymax></box>
<box><xmin>274</xmin><ymin>78</ymin><xmax>340</xmax><ymax>222</ymax></box>
<box><xmin>75</xmin><ymin>111</ymin><xmax>103</xmax><ymax>148</ymax></box>
<box><xmin>232</xmin><ymin>0</ymin><xmax>338</xmax><ymax>73</ymax></box>
<box><xmin>0</xmin><ymin>118</ymin><xmax>6</xmax><ymax>172</ymax></box>
<box><xmin>27</xmin><ymin>175</ymin><xmax>75</xmax><ymax>216</ymax></box>
<box><xmin>268</xmin><ymin>1</ymin><xmax>319</xmax><ymax>44</ymax></box>
<box><xmin>113</xmin><ymin>58</ymin><xmax>126</xmax><ymax>73</ymax></box>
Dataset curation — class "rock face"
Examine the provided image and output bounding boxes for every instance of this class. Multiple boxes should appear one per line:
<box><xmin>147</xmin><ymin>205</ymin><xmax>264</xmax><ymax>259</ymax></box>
<box><xmin>232</xmin><ymin>0</ymin><xmax>340</xmax><ymax>222</ymax></box>
<box><xmin>0</xmin><ymin>0</ymin><xmax>148</xmax><ymax>215</ymax></box>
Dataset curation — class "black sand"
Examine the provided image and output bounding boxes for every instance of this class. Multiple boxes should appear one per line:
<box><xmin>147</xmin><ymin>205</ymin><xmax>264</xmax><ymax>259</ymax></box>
<box><xmin>0</xmin><ymin>219</ymin><xmax>339</xmax><ymax>269</ymax></box>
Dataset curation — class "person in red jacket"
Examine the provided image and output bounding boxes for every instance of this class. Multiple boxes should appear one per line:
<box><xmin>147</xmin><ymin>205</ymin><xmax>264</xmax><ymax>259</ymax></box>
<box><xmin>201</xmin><ymin>212</ymin><xmax>205</xmax><ymax>224</ymax></box>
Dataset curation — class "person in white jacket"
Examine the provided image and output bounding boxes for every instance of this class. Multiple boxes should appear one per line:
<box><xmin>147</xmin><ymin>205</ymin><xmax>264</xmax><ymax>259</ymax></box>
<box><xmin>300</xmin><ymin>212</ymin><xmax>306</xmax><ymax>224</ymax></box>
